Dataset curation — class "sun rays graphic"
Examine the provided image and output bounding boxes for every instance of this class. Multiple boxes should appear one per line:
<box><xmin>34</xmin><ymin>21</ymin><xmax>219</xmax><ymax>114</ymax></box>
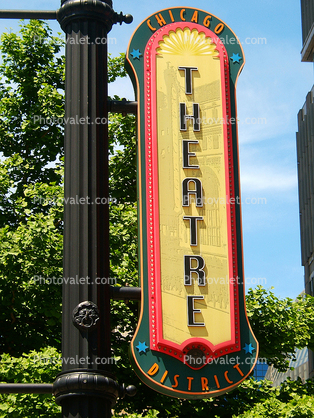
<box><xmin>156</xmin><ymin>27</ymin><xmax>220</xmax><ymax>58</ymax></box>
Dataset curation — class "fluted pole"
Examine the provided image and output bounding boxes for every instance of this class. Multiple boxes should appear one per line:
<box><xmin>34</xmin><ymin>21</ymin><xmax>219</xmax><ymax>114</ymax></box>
<box><xmin>53</xmin><ymin>1</ymin><xmax>134</xmax><ymax>417</ymax></box>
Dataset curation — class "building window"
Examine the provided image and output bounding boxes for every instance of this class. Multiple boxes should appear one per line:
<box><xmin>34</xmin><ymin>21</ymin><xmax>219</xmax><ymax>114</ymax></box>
<box><xmin>253</xmin><ymin>359</ymin><xmax>268</xmax><ymax>381</ymax></box>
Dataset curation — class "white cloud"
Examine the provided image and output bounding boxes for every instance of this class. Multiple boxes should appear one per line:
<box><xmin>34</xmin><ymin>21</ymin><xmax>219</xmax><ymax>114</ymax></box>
<box><xmin>241</xmin><ymin>166</ymin><xmax>297</xmax><ymax>192</ymax></box>
<box><xmin>236</xmin><ymin>40</ymin><xmax>313</xmax><ymax>145</ymax></box>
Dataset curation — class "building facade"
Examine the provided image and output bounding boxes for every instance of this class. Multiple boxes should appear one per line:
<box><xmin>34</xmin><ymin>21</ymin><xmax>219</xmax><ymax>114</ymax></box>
<box><xmin>296</xmin><ymin>0</ymin><xmax>314</xmax><ymax>378</ymax></box>
<box><xmin>265</xmin><ymin>347</ymin><xmax>309</xmax><ymax>386</ymax></box>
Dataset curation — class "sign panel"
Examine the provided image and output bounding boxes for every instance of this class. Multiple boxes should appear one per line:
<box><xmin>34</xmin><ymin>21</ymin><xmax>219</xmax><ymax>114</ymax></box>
<box><xmin>126</xmin><ymin>7</ymin><xmax>258</xmax><ymax>399</ymax></box>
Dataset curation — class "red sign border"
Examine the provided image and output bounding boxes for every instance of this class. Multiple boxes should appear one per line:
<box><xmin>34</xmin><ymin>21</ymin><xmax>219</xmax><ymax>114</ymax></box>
<box><xmin>144</xmin><ymin>22</ymin><xmax>240</xmax><ymax>368</ymax></box>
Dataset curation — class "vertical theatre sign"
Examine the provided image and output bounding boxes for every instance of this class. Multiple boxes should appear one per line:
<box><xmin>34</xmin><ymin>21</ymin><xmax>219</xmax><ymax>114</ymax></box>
<box><xmin>126</xmin><ymin>7</ymin><xmax>258</xmax><ymax>399</ymax></box>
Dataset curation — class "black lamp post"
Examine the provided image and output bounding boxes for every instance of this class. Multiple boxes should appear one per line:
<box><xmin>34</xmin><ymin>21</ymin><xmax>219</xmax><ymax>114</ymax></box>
<box><xmin>52</xmin><ymin>1</ymin><xmax>135</xmax><ymax>417</ymax></box>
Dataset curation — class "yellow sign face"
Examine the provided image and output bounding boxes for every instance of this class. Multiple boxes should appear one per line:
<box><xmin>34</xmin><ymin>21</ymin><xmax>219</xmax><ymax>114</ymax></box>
<box><xmin>157</xmin><ymin>27</ymin><xmax>231</xmax><ymax>347</ymax></box>
<box><xmin>126</xmin><ymin>7</ymin><xmax>258</xmax><ymax>399</ymax></box>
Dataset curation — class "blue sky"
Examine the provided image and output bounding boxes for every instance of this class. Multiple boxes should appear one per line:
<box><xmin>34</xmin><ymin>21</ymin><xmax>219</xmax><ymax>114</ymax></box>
<box><xmin>0</xmin><ymin>0</ymin><xmax>312</xmax><ymax>298</ymax></box>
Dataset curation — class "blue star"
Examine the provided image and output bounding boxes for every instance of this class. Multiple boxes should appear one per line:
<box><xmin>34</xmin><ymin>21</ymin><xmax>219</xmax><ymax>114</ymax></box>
<box><xmin>230</xmin><ymin>53</ymin><xmax>242</xmax><ymax>64</ymax></box>
<box><xmin>136</xmin><ymin>341</ymin><xmax>149</xmax><ymax>353</ymax></box>
<box><xmin>243</xmin><ymin>343</ymin><xmax>255</xmax><ymax>354</ymax></box>
<box><xmin>131</xmin><ymin>49</ymin><xmax>142</xmax><ymax>60</ymax></box>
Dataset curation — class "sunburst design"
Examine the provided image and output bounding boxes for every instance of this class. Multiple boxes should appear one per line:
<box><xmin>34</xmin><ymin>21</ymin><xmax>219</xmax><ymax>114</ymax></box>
<box><xmin>156</xmin><ymin>27</ymin><xmax>219</xmax><ymax>58</ymax></box>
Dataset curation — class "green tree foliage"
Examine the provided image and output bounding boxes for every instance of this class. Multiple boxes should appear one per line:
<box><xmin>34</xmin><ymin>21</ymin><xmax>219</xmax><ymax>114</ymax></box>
<box><xmin>0</xmin><ymin>21</ymin><xmax>65</xmax><ymax>357</ymax></box>
<box><xmin>0</xmin><ymin>20</ymin><xmax>65</xmax><ymax>227</ymax></box>
<box><xmin>1</xmin><ymin>19</ymin><xmax>314</xmax><ymax>418</ymax></box>
<box><xmin>109</xmin><ymin>111</ymin><xmax>137</xmax><ymax>204</ymax></box>
<box><xmin>108</xmin><ymin>53</ymin><xmax>128</xmax><ymax>83</ymax></box>
<box><xmin>0</xmin><ymin>158</ymin><xmax>63</xmax><ymax>355</ymax></box>
<box><xmin>112</xmin><ymin>378</ymin><xmax>314</xmax><ymax>418</ymax></box>
<box><xmin>0</xmin><ymin>347</ymin><xmax>61</xmax><ymax>417</ymax></box>
<box><xmin>233</xmin><ymin>378</ymin><xmax>314</xmax><ymax>418</ymax></box>
<box><xmin>246</xmin><ymin>286</ymin><xmax>314</xmax><ymax>372</ymax></box>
